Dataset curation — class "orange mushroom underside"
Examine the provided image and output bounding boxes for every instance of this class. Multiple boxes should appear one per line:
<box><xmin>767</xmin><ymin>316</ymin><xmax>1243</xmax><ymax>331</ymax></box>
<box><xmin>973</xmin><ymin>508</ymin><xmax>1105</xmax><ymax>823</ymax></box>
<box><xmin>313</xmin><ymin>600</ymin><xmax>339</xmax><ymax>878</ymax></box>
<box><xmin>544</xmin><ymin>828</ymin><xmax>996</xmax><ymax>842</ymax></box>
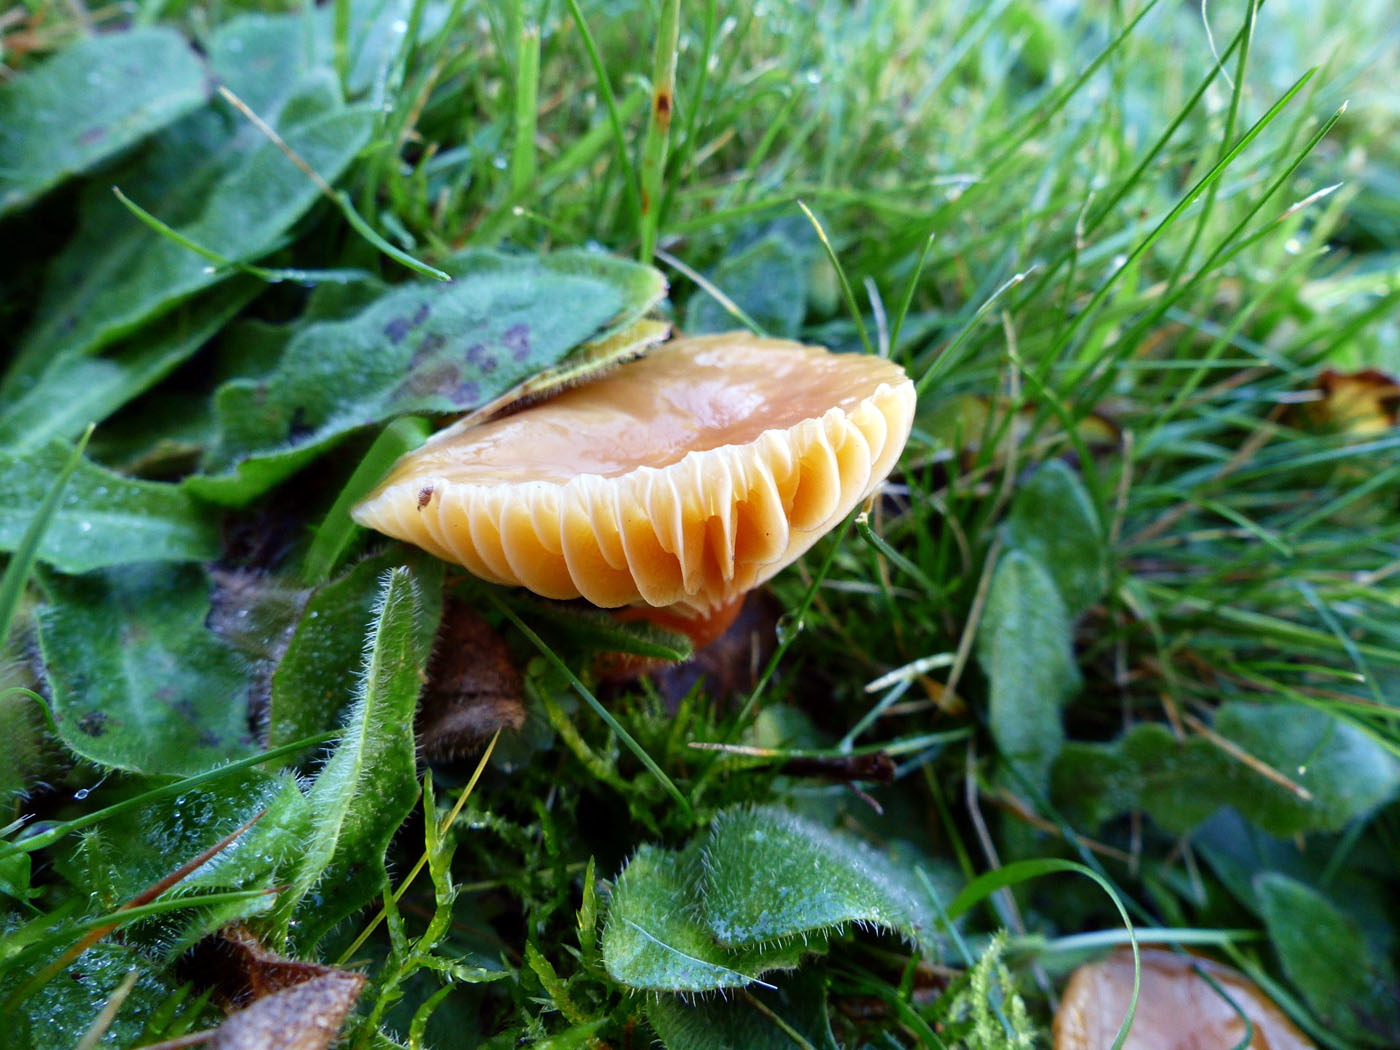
<box><xmin>353</xmin><ymin>333</ymin><xmax>916</xmax><ymax>616</ymax></box>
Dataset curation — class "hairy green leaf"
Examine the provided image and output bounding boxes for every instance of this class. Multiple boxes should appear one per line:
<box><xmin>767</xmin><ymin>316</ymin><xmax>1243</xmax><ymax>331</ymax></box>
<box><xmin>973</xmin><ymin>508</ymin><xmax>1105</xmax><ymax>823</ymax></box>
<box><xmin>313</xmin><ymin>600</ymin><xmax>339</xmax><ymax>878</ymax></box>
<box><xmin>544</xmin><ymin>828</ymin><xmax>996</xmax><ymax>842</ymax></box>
<box><xmin>1004</xmin><ymin>460</ymin><xmax>1107</xmax><ymax>618</ymax></box>
<box><xmin>703</xmin><ymin>806</ymin><xmax>937</xmax><ymax>952</ymax></box>
<box><xmin>39</xmin><ymin>563</ymin><xmax>256</xmax><ymax>775</ymax></box>
<box><xmin>275</xmin><ymin>567</ymin><xmax>429</xmax><ymax>948</ymax></box>
<box><xmin>189</xmin><ymin>250</ymin><xmax>666</xmax><ymax>504</ymax></box>
<box><xmin>0</xmin><ymin>441</ymin><xmax>220</xmax><ymax>573</ymax></box>
<box><xmin>268</xmin><ymin>550</ymin><xmax>443</xmax><ymax>751</ymax></box>
<box><xmin>602</xmin><ymin>844</ymin><xmax>811</xmax><ymax>993</ymax></box>
<box><xmin>175</xmin><ymin>773</ymin><xmax>315</xmax><ymax>944</ymax></box>
<box><xmin>0</xmin><ymin>27</ymin><xmax>207</xmax><ymax>215</ymax></box>
<box><xmin>1255</xmin><ymin>873</ymin><xmax>1400</xmax><ymax>1044</ymax></box>
<box><xmin>976</xmin><ymin>549</ymin><xmax>1081</xmax><ymax>792</ymax></box>
<box><xmin>645</xmin><ymin>971</ymin><xmax>837</xmax><ymax>1050</ymax></box>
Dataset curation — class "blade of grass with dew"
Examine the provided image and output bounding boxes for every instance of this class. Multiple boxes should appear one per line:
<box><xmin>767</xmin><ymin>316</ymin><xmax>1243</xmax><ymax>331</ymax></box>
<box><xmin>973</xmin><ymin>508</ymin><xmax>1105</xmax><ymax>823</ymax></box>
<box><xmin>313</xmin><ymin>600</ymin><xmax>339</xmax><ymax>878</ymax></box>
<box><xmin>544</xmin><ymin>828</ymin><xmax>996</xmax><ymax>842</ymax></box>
<box><xmin>0</xmin><ymin>730</ymin><xmax>335</xmax><ymax>862</ymax></box>
<box><xmin>111</xmin><ymin>186</ymin><xmax>372</xmax><ymax>285</ymax></box>
<box><xmin>215</xmin><ymin>85</ymin><xmax>450</xmax><ymax>282</ymax></box>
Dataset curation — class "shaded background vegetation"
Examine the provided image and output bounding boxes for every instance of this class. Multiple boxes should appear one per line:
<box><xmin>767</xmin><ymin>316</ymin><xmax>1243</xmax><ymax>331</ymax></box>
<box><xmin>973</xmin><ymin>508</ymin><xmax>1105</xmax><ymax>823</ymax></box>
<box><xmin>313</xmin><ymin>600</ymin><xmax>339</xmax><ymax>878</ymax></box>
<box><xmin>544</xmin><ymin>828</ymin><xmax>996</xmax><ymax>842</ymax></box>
<box><xmin>1</xmin><ymin>0</ymin><xmax>1399</xmax><ymax>1046</ymax></box>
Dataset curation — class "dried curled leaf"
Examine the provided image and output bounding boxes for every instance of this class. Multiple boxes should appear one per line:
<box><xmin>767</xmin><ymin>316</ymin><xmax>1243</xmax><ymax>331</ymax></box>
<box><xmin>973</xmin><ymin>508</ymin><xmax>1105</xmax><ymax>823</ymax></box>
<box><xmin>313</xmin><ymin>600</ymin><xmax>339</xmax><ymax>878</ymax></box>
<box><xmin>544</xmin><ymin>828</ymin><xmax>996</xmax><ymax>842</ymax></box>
<box><xmin>189</xmin><ymin>925</ymin><xmax>344</xmax><ymax>1009</ymax></box>
<box><xmin>209</xmin><ymin>971</ymin><xmax>365</xmax><ymax>1050</ymax></box>
<box><xmin>186</xmin><ymin>926</ymin><xmax>366</xmax><ymax>1050</ymax></box>
<box><xmin>417</xmin><ymin>600</ymin><xmax>526</xmax><ymax>761</ymax></box>
<box><xmin>1301</xmin><ymin>368</ymin><xmax>1400</xmax><ymax>434</ymax></box>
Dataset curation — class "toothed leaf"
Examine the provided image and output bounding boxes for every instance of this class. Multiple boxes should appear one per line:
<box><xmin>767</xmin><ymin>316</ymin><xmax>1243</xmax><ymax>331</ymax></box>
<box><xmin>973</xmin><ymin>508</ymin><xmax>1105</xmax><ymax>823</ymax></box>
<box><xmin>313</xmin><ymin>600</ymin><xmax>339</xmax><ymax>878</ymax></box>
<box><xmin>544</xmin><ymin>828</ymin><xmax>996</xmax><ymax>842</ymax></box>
<box><xmin>602</xmin><ymin>844</ymin><xmax>813</xmax><ymax>993</ymax></box>
<box><xmin>703</xmin><ymin>806</ymin><xmax>939</xmax><ymax>954</ymax></box>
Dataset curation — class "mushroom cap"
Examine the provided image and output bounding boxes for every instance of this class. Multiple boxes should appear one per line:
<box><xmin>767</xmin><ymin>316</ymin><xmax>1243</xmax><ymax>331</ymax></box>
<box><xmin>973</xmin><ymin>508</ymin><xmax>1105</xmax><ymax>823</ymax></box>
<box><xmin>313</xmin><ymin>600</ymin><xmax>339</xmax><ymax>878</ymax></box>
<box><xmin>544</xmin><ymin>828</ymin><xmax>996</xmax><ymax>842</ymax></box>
<box><xmin>1054</xmin><ymin>948</ymin><xmax>1315</xmax><ymax>1050</ymax></box>
<box><xmin>352</xmin><ymin>333</ymin><xmax>916</xmax><ymax>616</ymax></box>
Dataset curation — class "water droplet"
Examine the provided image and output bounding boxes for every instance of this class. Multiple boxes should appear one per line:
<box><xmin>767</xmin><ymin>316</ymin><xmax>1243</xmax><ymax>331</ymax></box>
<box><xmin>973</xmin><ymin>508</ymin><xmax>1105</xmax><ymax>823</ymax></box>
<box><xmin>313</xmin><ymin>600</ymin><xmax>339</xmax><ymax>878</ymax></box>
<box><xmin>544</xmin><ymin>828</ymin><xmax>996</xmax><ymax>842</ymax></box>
<box><xmin>78</xmin><ymin>520</ymin><xmax>92</xmax><ymax>533</ymax></box>
<box><xmin>74</xmin><ymin>788</ymin><xmax>90</xmax><ymax>800</ymax></box>
<box><xmin>804</xmin><ymin>70</ymin><xmax>822</xmax><ymax>85</ymax></box>
<box><xmin>492</xmin><ymin>155</ymin><xmax>508</xmax><ymax>170</ymax></box>
<box><xmin>774</xmin><ymin>612</ymin><xmax>804</xmax><ymax>646</ymax></box>
<box><xmin>391</xmin><ymin>18</ymin><xmax>407</xmax><ymax>32</ymax></box>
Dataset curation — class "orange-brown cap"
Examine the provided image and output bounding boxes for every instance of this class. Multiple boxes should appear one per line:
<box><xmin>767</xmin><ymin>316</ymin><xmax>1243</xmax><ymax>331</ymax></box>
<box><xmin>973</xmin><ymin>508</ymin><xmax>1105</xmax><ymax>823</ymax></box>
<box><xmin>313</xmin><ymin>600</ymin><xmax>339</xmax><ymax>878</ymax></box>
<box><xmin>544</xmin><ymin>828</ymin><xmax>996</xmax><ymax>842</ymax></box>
<box><xmin>352</xmin><ymin>333</ymin><xmax>916</xmax><ymax>616</ymax></box>
<box><xmin>1054</xmin><ymin>948</ymin><xmax>1315</xmax><ymax>1050</ymax></box>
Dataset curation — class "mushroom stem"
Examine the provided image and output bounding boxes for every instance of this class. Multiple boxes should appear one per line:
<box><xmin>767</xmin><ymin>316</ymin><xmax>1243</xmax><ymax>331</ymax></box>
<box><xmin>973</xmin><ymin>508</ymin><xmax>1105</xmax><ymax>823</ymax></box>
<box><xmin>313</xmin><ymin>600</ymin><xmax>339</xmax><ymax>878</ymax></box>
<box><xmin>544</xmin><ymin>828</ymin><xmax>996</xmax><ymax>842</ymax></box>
<box><xmin>598</xmin><ymin>596</ymin><xmax>747</xmax><ymax>681</ymax></box>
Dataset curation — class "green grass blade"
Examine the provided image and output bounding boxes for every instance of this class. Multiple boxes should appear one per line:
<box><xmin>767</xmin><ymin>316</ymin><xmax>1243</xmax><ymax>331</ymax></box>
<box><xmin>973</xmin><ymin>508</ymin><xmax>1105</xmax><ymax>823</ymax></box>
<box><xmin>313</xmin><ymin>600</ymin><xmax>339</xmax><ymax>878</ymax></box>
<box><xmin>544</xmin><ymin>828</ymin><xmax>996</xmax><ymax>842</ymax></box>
<box><xmin>1166</xmin><ymin>0</ymin><xmax>1258</xmax><ymax>286</ymax></box>
<box><xmin>638</xmin><ymin>0</ymin><xmax>680</xmax><ymax>261</ymax></box>
<box><xmin>489</xmin><ymin>593</ymin><xmax>693</xmax><ymax>819</ymax></box>
<box><xmin>0</xmin><ymin>730</ymin><xmax>336</xmax><ymax>861</ymax></box>
<box><xmin>798</xmin><ymin>200</ymin><xmax>874</xmax><ymax>356</ymax></box>
<box><xmin>561</xmin><ymin>0</ymin><xmax>642</xmax><ymax>227</ymax></box>
<box><xmin>511</xmin><ymin>20</ymin><xmax>540</xmax><ymax>198</ymax></box>
<box><xmin>0</xmin><ymin>424</ymin><xmax>92</xmax><ymax>649</ymax></box>
<box><xmin>1055</xmin><ymin>66</ymin><xmax>1319</xmax><ymax>388</ymax></box>
<box><xmin>302</xmin><ymin>416</ymin><xmax>432</xmax><ymax>586</ymax></box>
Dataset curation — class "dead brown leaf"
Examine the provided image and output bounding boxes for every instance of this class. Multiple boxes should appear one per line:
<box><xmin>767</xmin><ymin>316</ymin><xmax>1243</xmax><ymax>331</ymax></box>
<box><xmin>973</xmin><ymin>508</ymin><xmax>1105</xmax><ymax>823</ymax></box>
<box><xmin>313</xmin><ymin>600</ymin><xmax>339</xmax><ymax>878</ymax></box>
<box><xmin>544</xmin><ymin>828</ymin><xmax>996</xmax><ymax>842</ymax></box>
<box><xmin>1302</xmin><ymin>368</ymin><xmax>1400</xmax><ymax>435</ymax></box>
<box><xmin>417</xmin><ymin>600</ymin><xmax>525</xmax><ymax>760</ymax></box>
<box><xmin>168</xmin><ymin>926</ymin><xmax>366</xmax><ymax>1050</ymax></box>
<box><xmin>208</xmin><ymin>971</ymin><xmax>365</xmax><ymax>1050</ymax></box>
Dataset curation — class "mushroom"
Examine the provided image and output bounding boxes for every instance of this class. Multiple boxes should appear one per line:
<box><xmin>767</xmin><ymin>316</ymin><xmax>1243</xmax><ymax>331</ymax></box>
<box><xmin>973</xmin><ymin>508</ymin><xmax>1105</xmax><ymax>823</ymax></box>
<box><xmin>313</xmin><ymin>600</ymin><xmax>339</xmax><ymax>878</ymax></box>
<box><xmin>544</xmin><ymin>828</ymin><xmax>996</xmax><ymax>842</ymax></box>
<box><xmin>1054</xmin><ymin>948</ymin><xmax>1315</xmax><ymax>1050</ymax></box>
<box><xmin>352</xmin><ymin>333</ymin><xmax>916</xmax><ymax>634</ymax></box>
